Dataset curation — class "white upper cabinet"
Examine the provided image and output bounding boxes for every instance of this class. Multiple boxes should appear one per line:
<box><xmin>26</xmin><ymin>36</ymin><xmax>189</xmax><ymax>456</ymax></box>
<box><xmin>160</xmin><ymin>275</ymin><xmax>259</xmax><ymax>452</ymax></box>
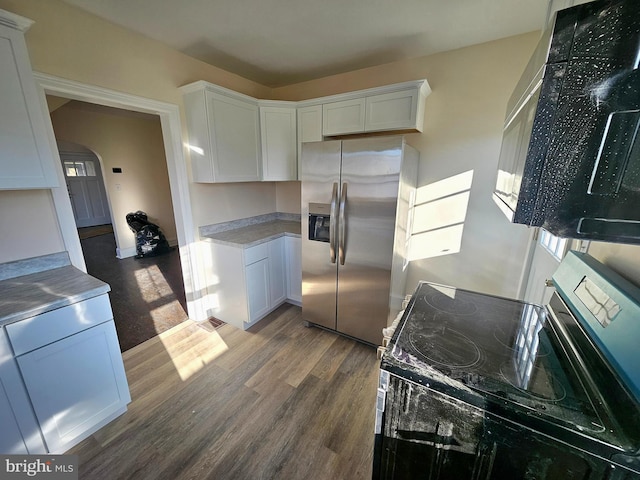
<box><xmin>321</xmin><ymin>80</ymin><xmax>430</xmax><ymax>136</ymax></box>
<box><xmin>182</xmin><ymin>82</ymin><xmax>261</xmax><ymax>183</ymax></box>
<box><xmin>365</xmin><ymin>88</ymin><xmax>422</xmax><ymax>132</ymax></box>
<box><xmin>297</xmin><ymin>104</ymin><xmax>323</xmax><ymax>178</ymax></box>
<box><xmin>322</xmin><ymin>98</ymin><xmax>366</xmax><ymax>136</ymax></box>
<box><xmin>0</xmin><ymin>10</ymin><xmax>58</xmax><ymax>190</ymax></box>
<box><xmin>181</xmin><ymin>79</ymin><xmax>430</xmax><ymax>182</ymax></box>
<box><xmin>259</xmin><ymin>103</ymin><xmax>297</xmax><ymax>181</ymax></box>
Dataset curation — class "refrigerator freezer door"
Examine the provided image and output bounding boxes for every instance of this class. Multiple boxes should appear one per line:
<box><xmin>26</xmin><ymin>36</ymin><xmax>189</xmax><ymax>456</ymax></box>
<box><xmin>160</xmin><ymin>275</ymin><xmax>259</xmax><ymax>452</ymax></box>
<box><xmin>301</xmin><ymin>140</ymin><xmax>342</xmax><ymax>331</ymax></box>
<box><xmin>337</xmin><ymin>137</ymin><xmax>403</xmax><ymax>345</ymax></box>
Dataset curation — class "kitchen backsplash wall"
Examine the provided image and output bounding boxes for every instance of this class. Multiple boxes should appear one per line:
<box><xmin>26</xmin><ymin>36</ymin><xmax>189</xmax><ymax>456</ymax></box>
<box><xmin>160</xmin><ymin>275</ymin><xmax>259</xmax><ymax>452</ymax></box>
<box><xmin>0</xmin><ymin>190</ymin><xmax>65</xmax><ymax>264</ymax></box>
<box><xmin>190</xmin><ymin>182</ymin><xmax>278</xmax><ymax>228</ymax></box>
<box><xmin>275</xmin><ymin>181</ymin><xmax>301</xmax><ymax>214</ymax></box>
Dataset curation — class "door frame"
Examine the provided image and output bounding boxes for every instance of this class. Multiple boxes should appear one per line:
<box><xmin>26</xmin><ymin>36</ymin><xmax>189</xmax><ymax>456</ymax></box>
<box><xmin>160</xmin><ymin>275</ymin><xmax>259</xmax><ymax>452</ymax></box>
<box><xmin>33</xmin><ymin>72</ymin><xmax>206</xmax><ymax>321</ymax></box>
<box><xmin>59</xmin><ymin>149</ymin><xmax>113</xmax><ymax>228</ymax></box>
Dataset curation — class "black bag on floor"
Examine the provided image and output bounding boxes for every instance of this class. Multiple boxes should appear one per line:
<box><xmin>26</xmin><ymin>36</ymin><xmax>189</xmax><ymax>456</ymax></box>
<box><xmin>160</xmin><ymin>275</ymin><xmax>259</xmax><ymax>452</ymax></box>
<box><xmin>125</xmin><ymin>211</ymin><xmax>172</xmax><ymax>259</ymax></box>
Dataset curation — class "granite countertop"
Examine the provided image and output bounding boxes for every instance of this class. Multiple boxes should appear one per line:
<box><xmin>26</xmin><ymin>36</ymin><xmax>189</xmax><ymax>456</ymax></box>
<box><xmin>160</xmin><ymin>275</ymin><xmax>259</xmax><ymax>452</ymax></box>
<box><xmin>202</xmin><ymin>219</ymin><xmax>301</xmax><ymax>247</ymax></box>
<box><xmin>0</xmin><ymin>263</ymin><xmax>110</xmax><ymax>327</ymax></box>
<box><xmin>200</xmin><ymin>213</ymin><xmax>301</xmax><ymax>248</ymax></box>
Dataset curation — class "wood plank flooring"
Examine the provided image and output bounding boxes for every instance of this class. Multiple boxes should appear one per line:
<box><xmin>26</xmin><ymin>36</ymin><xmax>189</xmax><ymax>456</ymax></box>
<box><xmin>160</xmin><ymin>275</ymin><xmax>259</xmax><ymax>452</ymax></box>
<box><xmin>68</xmin><ymin>304</ymin><xmax>380</xmax><ymax>480</ymax></box>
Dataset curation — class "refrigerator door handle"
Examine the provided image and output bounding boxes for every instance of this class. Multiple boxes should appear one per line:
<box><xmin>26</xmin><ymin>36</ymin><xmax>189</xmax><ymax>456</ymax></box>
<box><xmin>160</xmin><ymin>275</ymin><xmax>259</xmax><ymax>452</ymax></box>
<box><xmin>339</xmin><ymin>182</ymin><xmax>347</xmax><ymax>265</ymax></box>
<box><xmin>329</xmin><ymin>182</ymin><xmax>338</xmax><ymax>263</ymax></box>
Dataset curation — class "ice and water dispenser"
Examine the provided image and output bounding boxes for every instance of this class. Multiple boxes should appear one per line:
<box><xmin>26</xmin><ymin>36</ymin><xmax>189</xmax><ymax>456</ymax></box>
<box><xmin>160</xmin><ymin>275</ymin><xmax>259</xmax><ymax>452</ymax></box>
<box><xmin>308</xmin><ymin>203</ymin><xmax>331</xmax><ymax>242</ymax></box>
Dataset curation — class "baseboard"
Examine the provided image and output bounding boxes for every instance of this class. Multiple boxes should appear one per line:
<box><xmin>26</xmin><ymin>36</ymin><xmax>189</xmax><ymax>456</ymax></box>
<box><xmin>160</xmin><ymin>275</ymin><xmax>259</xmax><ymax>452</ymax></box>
<box><xmin>116</xmin><ymin>246</ymin><xmax>137</xmax><ymax>259</ymax></box>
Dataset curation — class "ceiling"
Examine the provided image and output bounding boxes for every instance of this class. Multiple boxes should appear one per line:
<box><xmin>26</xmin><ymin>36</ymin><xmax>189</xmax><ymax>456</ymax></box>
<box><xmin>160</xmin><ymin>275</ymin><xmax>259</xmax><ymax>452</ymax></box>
<box><xmin>62</xmin><ymin>0</ymin><xmax>549</xmax><ymax>87</ymax></box>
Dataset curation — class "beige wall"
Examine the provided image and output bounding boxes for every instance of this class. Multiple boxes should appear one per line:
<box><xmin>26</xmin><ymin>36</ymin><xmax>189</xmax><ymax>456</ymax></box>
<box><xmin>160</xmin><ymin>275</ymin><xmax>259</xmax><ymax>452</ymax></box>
<box><xmin>588</xmin><ymin>242</ymin><xmax>640</xmax><ymax>287</ymax></box>
<box><xmin>191</xmin><ymin>182</ymin><xmax>277</xmax><ymax>227</ymax></box>
<box><xmin>0</xmin><ymin>0</ymin><xmax>277</xmax><ymax>265</ymax></box>
<box><xmin>50</xmin><ymin>102</ymin><xmax>177</xmax><ymax>255</ymax></box>
<box><xmin>275</xmin><ymin>33</ymin><xmax>540</xmax><ymax>298</ymax></box>
<box><xmin>0</xmin><ymin>190</ymin><xmax>65</xmax><ymax>263</ymax></box>
<box><xmin>0</xmin><ymin>0</ymin><xmax>269</xmax><ymax>103</ymax></box>
<box><xmin>275</xmin><ymin>182</ymin><xmax>301</xmax><ymax>214</ymax></box>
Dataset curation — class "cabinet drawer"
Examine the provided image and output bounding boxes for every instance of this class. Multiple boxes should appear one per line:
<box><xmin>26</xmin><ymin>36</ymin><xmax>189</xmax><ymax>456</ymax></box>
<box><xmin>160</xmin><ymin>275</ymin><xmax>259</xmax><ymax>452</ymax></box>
<box><xmin>244</xmin><ymin>243</ymin><xmax>269</xmax><ymax>266</ymax></box>
<box><xmin>6</xmin><ymin>294</ymin><xmax>113</xmax><ymax>356</ymax></box>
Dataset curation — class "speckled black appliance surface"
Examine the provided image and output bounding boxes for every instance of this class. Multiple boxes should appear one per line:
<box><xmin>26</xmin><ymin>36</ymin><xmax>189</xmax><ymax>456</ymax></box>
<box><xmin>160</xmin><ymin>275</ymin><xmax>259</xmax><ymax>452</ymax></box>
<box><xmin>495</xmin><ymin>0</ymin><xmax>640</xmax><ymax>244</ymax></box>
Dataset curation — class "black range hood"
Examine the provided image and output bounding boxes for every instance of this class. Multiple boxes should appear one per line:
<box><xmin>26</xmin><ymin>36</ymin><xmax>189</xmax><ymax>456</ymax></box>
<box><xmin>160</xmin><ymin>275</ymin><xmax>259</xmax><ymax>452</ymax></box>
<box><xmin>494</xmin><ymin>0</ymin><xmax>640</xmax><ymax>244</ymax></box>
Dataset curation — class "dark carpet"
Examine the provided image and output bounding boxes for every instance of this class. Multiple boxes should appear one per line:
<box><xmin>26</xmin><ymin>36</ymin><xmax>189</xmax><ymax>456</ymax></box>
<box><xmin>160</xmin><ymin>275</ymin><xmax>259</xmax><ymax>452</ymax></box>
<box><xmin>80</xmin><ymin>231</ymin><xmax>188</xmax><ymax>352</ymax></box>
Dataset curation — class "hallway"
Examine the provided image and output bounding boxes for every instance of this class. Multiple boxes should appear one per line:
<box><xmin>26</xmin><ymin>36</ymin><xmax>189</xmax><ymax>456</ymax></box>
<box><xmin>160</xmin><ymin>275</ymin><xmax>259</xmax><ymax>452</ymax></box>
<box><xmin>80</xmin><ymin>231</ymin><xmax>188</xmax><ymax>351</ymax></box>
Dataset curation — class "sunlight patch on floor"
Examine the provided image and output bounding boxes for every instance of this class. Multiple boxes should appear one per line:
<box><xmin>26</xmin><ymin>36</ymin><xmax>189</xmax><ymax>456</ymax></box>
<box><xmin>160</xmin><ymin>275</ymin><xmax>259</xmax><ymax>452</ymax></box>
<box><xmin>157</xmin><ymin>324</ymin><xmax>229</xmax><ymax>381</ymax></box>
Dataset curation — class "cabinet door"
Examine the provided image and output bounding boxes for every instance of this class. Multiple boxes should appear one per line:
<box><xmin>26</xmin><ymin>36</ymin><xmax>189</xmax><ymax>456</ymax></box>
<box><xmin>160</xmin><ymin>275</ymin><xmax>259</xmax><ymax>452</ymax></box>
<box><xmin>297</xmin><ymin>105</ymin><xmax>323</xmax><ymax>178</ymax></box>
<box><xmin>246</xmin><ymin>258</ymin><xmax>270</xmax><ymax>324</ymax></box>
<box><xmin>322</xmin><ymin>98</ymin><xmax>365</xmax><ymax>136</ymax></box>
<box><xmin>17</xmin><ymin>321</ymin><xmax>130</xmax><ymax>453</ymax></box>
<box><xmin>0</xmin><ymin>327</ymin><xmax>45</xmax><ymax>454</ymax></box>
<box><xmin>269</xmin><ymin>237</ymin><xmax>287</xmax><ymax>307</ymax></box>
<box><xmin>260</xmin><ymin>106</ymin><xmax>297</xmax><ymax>181</ymax></box>
<box><xmin>365</xmin><ymin>88</ymin><xmax>420</xmax><ymax>132</ymax></box>
<box><xmin>0</xmin><ymin>380</ymin><xmax>28</xmax><ymax>454</ymax></box>
<box><xmin>206</xmin><ymin>90</ymin><xmax>261</xmax><ymax>182</ymax></box>
<box><xmin>0</xmin><ymin>21</ymin><xmax>58</xmax><ymax>189</ymax></box>
<box><xmin>285</xmin><ymin>236</ymin><xmax>302</xmax><ymax>304</ymax></box>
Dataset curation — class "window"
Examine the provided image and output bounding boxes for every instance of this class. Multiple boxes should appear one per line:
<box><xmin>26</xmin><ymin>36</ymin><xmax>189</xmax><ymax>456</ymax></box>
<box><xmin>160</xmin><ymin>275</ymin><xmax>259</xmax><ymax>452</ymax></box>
<box><xmin>539</xmin><ymin>229</ymin><xmax>568</xmax><ymax>261</ymax></box>
<box><xmin>64</xmin><ymin>159</ymin><xmax>96</xmax><ymax>177</ymax></box>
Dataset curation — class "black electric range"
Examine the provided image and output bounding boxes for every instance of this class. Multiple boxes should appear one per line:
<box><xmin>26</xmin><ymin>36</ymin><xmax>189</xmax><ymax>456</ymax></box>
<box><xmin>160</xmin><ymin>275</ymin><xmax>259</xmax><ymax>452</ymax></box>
<box><xmin>374</xmin><ymin>252</ymin><xmax>640</xmax><ymax>479</ymax></box>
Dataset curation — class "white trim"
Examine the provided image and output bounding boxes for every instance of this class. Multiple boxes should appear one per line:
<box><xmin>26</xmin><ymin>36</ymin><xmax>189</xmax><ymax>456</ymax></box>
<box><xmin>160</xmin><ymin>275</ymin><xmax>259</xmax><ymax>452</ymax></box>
<box><xmin>116</xmin><ymin>246</ymin><xmax>137</xmax><ymax>260</ymax></box>
<box><xmin>33</xmin><ymin>73</ymin><xmax>206</xmax><ymax>321</ymax></box>
<box><xmin>515</xmin><ymin>227</ymin><xmax>538</xmax><ymax>301</ymax></box>
<box><xmin>0</xmin><ymin>8</ymin><xmax>34</xmax><ymax>32</ymax></box>
<box><xmin>180</xmin><ymin>78</ymin><xmax>431</xmax><ymax>109</ymax></box>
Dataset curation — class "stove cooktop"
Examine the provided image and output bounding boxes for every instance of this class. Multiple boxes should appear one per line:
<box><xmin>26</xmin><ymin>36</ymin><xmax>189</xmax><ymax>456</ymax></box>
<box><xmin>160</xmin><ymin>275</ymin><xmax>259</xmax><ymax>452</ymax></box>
<box><xmin>384</xmin><ymin>282</ymin><xmax>607</xmax><ymax>437</ymax></box>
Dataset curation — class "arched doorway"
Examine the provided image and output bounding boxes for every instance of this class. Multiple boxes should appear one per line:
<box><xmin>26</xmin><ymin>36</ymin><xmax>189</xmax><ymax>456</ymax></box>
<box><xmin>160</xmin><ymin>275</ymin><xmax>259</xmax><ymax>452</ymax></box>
<box><xmin>58</xmin><ymin>142</ymin><xmax>112</xmax><ymax>228</ymax></box>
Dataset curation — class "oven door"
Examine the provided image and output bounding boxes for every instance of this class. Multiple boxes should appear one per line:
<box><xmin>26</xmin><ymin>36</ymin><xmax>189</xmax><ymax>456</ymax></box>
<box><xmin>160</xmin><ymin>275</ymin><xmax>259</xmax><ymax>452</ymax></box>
<box><xmin>374</xmin><ymin>374</ymin><xmax>620</xmax><ymax>479</ymax></box>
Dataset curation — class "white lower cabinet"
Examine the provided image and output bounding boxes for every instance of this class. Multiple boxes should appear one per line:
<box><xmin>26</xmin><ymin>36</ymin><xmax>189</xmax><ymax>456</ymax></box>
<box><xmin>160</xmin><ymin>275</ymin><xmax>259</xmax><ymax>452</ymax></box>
<box><xmin>285</xmin><ymin>236</ymin><xmax>302</xmax><ymax>304</ymax></box>
<box><xmin>268</xmin><ymin>237</ymin><xmax>287</xmax><ymax>307</ymax></box>
<box><xmin>0</xmin><ymin>327</ymin><xmax>44</xmax><ymax>454</ymax></box>
<box><xmin>0</xmin><ymin>380</ymin><xmax>28</xmax><ymax>454</ymax></box>
<box><xmin>17</xmin><ymin>321</ymin><xmax>129</xmax><ymax>453</ymax></box>
<box><xmin>246</xmin><ymin>257</ymin><xmax>270</xmax><ymax>323</ymax></box>
<box><xmin>204</xmin><ymin>236</ymin><xmax>301</xmax><ymax>329</ymax></box>
<box><xmin>0</xmin><ymin>294</ymin><xmax>130</xmax><ymax>454</ymax></box>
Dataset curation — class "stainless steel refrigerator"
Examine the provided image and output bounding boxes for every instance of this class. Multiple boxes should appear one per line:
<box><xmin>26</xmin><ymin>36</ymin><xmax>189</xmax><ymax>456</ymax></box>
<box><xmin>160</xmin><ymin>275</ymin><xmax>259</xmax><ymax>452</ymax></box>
<box><xmin>301</xmin><ymin>136</ymin><xmax>418</xmax><ymax>345</ymax></box>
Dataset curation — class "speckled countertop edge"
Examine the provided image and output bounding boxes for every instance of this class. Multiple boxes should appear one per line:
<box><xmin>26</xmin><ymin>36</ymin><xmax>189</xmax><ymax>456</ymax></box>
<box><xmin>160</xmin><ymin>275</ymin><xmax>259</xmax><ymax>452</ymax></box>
<box><xmin>200</xmin><ymin>214</ymin><xmax>301</xmax><ymax>248</ymax></box>
<box><xmin>202</xmin><ymin>220</ymin><xmax>301</xmax><ymax>248</ymax></box>
<box><xmin>0</xmin><ymin>265</ymin><xmax>110</xmax><ymax>326</ymax></box>
<box><xmin>0</xmin><ymin>251</ymin><xmax>71</xmax><ymax>281</ymax></box>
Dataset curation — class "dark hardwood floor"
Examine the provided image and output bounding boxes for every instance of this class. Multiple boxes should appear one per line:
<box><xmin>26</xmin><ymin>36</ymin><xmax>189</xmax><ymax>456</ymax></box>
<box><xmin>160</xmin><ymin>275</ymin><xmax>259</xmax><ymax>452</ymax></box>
<box><xmin>68</xmin><ymin>304</ymin><xmax>380</xmax><ymax>480</ymax></box>
<box><xmin>80</xmin><ymin>231</ymin><xmax>188</xmax><ymax>351</ymax></box>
